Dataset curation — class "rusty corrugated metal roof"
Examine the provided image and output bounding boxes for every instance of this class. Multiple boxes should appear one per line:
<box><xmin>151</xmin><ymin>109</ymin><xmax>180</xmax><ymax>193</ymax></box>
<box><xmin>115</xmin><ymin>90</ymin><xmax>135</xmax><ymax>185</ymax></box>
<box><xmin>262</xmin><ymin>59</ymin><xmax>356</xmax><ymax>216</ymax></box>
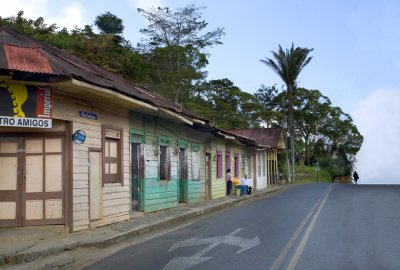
<box><xmin>228</xmin><ymin>128</ymin><xmax>285</xmax><ymax>149</ymax></box>
<box><xmin>0</xmin><ymin>26</ymin><xmax>208</xmax><ymax>122</ymax></box>
<box><xmin>4</xmin><ymin>44</ymin><xmax>53</xmax><ymax>73</ymax></box>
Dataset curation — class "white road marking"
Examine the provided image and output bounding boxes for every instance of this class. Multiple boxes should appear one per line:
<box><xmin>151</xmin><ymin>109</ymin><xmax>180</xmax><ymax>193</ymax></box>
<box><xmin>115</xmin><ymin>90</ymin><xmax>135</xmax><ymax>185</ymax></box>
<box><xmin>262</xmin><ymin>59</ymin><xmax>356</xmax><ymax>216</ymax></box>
<box><xmin>164</xmin><ymin>228</ymin><xmax>260</xmax><ymax>270</ymax></box>
<box><xmin>162</xmin><ymin>255</ymin><xmax>213</xmax><ymax>270</ymax></box>
<box><xmin>269</xmin><ymin>184</ymin><xmax>333</xmax><ymax>270</ymax></box>
<box><xmin>287</xmin><ymin>184</ymin><xmax>334</xmax><ymax>270</ymax></box>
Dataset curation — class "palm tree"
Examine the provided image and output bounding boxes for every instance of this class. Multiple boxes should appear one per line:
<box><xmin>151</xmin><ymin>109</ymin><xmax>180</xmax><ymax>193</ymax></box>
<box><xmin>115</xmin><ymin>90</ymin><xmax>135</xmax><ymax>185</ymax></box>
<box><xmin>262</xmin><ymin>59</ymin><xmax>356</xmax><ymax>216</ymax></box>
<box><xmin>261</xmin><ymin>43</ymin><xmax>313</xmax><ymax>182</ymax></box>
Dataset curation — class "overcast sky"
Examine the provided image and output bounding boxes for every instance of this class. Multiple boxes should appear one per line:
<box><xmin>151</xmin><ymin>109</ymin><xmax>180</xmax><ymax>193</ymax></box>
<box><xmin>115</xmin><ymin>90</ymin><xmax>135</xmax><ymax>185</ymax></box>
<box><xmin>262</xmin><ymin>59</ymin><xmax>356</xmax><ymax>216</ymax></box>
<box><xmin>1</xmin><ymin>0</ymin><xmax>399</xmax><ymax>184</ymax></box>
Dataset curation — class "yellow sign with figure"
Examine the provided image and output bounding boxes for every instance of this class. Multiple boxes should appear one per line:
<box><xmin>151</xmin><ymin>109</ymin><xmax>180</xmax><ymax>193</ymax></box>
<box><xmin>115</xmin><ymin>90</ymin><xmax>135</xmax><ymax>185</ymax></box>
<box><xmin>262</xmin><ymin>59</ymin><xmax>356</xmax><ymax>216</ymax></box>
<box><xmin>0</xmin><ymin>82</ymin><xmax>52</xmax><ymax>128</ymax></box>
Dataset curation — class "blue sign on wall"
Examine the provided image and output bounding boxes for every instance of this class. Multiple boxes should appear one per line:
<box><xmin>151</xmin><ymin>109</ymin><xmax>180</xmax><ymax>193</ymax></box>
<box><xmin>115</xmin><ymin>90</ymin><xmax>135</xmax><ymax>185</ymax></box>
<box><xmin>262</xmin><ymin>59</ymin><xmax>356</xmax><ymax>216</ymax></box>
<box><xmin>79</xmin><ymin>111</ymin><xmax>97</xmax><ymax>120</ymax></box>
<box><xmin>72</xmin><ymin>130</ymin><xmax>86</xmax><ymax>144</ymax></box>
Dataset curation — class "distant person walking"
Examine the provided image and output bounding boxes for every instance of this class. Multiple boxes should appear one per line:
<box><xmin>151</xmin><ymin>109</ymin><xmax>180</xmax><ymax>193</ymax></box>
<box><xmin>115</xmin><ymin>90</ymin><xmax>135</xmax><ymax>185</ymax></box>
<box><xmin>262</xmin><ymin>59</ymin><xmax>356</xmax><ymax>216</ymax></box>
<box><xmin>353</xmin><ymin>171</ymin><xmax>359</xmax><ymax>184</ymax></box>
<box><xmin>226</xmin><ymin>169</ymin><xmax>232</xmax><ymax>195</ymax></box>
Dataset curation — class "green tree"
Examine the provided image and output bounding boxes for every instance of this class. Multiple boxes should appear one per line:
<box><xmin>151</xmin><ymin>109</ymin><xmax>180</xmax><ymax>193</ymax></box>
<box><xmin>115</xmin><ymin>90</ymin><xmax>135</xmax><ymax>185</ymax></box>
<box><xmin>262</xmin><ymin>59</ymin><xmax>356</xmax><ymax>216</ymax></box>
<box><xmin>188</xmin><ymin>79</ymin><xmax>261</xmax><ymax>129</ymax></box>
<box><xmin>137</xmin><ymin>5</ymin><xmax>225</xmax><ymax>103</ymax></box>
<box><xmin>292</xmin><ymin>88</ymin><xmax>332</xmax><ymax>166</ymax></box>
<box><xmin>142</xmin><ymin>44</ymin><xmax>208</xmax><ymax>102</ymax></box>
<box><xmin>254</xmin><ymin>84</ymin><xmax>280</xmax><ymax>127</ymax></box>
<box><xmin>261</xmin><ymin>44</ymin><xmax>313</xmax><ymax>182</ymax></box>
<box><xmin>267</xmin><ymin>88</ymin><xmax>363</xmax><ymax>177</ymax></box>
<box><xmin>0</xmin><ymin>10</ymin><xmax>58</xmax><ymax>37</ymax></box>
<box><xmin>95</xmin><ymin>12</ymin><xmax>124</xmax><ymax>35</ymax></box>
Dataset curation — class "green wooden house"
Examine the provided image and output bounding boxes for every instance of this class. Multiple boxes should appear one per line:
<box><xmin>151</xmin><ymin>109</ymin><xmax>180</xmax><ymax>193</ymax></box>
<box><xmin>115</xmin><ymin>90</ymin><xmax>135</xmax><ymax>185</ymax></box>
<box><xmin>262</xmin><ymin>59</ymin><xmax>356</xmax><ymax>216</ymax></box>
<box><xmin>128</xmin><ymin>109</ymin><xmax>261</xmax><ymax>212</ymax></box>
<box><xmin>129</xmin><ymin>111</ymin><xmax>215</xmax><ymax>212</ymax></box>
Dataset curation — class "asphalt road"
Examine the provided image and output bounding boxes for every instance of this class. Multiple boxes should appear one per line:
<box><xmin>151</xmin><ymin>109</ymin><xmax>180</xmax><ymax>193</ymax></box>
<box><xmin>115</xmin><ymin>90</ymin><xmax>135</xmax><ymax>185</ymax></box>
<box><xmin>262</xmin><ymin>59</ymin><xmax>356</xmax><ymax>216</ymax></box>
<box><xmin>84</xmin><ymin>183</ymin><xmax>400</xmax><ymax>270</ymax></box>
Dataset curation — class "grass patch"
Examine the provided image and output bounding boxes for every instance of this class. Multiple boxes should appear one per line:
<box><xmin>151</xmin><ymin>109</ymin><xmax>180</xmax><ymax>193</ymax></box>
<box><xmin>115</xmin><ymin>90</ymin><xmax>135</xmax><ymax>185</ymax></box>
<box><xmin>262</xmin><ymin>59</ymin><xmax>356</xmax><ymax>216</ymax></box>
<box><xmin>292</xmin><ymin>165</ymin><xmax>332</xmax><ymax>184</ymax></box>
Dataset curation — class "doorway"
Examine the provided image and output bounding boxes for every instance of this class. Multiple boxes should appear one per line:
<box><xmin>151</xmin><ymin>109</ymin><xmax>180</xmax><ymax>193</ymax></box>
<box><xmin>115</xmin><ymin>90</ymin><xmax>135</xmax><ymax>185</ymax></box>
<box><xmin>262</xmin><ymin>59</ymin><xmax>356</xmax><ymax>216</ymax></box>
<box><xmin>253</xmin><ymin>154</ymin><xmax>257</xmax><ymax>190</ymax></box>
<box><xmin>178</xmin><ymin>148</ymin><xmax>188</xmax><ymax>203</ymax></box>
<box><xmin>131</xmin><ymin>143</ymin><xmax>143</xmax><ymax>211</ymax></box>
<box><xmin>0</xmin><ymin>135</ymin><xmax>65</xmax><ymax>227</ymax></box>
<box><xmin>89</xmin><ymin>149</ymin><xmax>102</xmax><ymax>222</ymax></box>
<box><xmin>205</xmin><ymin>152</ymin><xmax>212</xmax><ymax>200</ymax></box>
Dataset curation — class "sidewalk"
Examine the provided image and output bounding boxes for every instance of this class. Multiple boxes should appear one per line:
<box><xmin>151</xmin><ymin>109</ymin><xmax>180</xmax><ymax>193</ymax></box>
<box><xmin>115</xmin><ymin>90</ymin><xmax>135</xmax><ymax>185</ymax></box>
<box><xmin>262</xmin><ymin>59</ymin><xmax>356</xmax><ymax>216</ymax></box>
<box><xmin>0</xmin><ymin>184</ymin><xmax>292</xmax><ymax>268</ymax></box>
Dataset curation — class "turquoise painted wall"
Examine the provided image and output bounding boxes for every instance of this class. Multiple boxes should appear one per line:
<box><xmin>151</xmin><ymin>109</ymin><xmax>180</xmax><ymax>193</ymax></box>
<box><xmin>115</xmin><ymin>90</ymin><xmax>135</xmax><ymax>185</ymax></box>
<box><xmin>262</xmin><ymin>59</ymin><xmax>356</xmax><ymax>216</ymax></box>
<box><xmin>130</xmin><ymin>111</ymin><xmax>207</xmax><ymax>212</ymax></box>
<box><xmin>141</xmin><ymin>178</ymin><xmax>179</xmax><ymax>212</ymax></box>
<box><xmin>186</xmin><ymin>180</ymin><xmax>201</xmax><ymax>203</ymax></box>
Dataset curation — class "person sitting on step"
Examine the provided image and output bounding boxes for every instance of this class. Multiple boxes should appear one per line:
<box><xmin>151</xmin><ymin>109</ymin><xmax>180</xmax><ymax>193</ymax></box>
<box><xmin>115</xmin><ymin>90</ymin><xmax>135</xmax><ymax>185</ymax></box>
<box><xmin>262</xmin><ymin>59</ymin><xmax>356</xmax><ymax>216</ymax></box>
<box><xmin>240</xmin><ymin>175</ymin><xmax>253</xmax><ymax>195</ymax></box>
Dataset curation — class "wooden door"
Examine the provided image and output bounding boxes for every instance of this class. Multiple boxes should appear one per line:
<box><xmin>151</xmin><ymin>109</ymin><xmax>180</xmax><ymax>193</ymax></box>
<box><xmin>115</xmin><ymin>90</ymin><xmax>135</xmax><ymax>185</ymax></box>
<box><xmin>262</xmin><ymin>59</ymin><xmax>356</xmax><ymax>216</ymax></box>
<box><xmin>23</xmin><ymin>137</ymin><xmax>64</xmax><ymax>226</ymax></box>
<box><xmin>0</xmin><ymin>136</ymin><xmax>65</xmax><ymax>227</ymax></box>
<box><xmin>89</xmin><ymin>150</ymin><xmax>102</xmax><ymax>221</ymax></box>
<box><xmin>0</xmin><ymin>137</ymin><xmax>22</xmax><ymax>227</ymax></box>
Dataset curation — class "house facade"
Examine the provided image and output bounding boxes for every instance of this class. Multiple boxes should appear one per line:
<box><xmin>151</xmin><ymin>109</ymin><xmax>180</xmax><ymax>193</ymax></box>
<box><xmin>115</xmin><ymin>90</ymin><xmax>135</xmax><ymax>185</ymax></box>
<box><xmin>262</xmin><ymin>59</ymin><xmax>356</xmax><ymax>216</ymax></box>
<box><xmin>0</xmin><ymin>26</ymin><xmax>284</xmax><ymax>232</ymax></box>
<box><xmin>229</xmin><ymin>128</ymin><xmax>286</xmax><ymax>187</ymax></box>
<box><xmin>0</xmin><ymin>80</ymin><xmax>135</xmax><ymax>231</ymax></box>
<box><xmin>129</xmin><ymin>111</ymin><xmax>212</xmax><ymax>212</ymax></box>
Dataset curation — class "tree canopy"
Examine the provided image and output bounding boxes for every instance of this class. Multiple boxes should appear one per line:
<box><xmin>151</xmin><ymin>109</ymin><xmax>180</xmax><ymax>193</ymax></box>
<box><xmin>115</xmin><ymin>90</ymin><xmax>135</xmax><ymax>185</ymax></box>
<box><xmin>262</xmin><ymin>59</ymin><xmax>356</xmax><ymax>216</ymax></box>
<box><xmin>137</xmin><ymin>5</ymin><xmax>225</xmax><ymax>50</ymax></box>
<box><xmin>95</xmin><ymin>12</ymin><xmax>124</xmax><ymax>35</ymax></box>
<box><xmin>0</xmin><ymin>8</ymin><xmax>363</xmax><ymax>178</ymax></box>
<box><xmin>261</xmin><ymin>43</ymin><xmax>314</xmax><ymax>182</ymax></box>
<box><xmin>137</xmin><ymin>5</ymin><xmax>225</xmax><ymax>103</ymax></box>
<box><xmin>260</xmin><ymin>88</ymin><xmax>363</xmax><ymax>177</ymax></box>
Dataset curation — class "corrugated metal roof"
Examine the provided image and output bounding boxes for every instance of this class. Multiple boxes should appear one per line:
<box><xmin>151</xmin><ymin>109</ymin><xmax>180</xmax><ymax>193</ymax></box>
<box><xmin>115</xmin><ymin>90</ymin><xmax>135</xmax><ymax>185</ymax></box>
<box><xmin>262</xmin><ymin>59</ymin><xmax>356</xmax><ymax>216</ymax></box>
<box><xmin>4</xmin><ymin>44</ymin><xmax>53</xmax><ymax>73</ymax></box>
<box><xmin>228</xmin><ymin>128</ymin><xmax>285</xmax><ymax>149</ymax></box>
<box><xmin>0</xmin><ymin>26</ymin><xmax>208</xmax><ymax>122</ymax></box>
<box><xmin>0</xmin><ymin>26</ymin><xmax>261</xmax><ymax>148</ymax></box>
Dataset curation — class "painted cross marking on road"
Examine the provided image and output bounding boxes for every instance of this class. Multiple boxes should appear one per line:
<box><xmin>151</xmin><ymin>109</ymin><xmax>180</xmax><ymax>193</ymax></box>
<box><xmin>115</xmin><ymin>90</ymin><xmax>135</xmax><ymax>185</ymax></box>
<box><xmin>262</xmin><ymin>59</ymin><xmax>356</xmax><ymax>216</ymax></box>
<box><xmin>162</xmin><ymin>228</ymin><xmax>260</xmax><ymax>270</ymax></box>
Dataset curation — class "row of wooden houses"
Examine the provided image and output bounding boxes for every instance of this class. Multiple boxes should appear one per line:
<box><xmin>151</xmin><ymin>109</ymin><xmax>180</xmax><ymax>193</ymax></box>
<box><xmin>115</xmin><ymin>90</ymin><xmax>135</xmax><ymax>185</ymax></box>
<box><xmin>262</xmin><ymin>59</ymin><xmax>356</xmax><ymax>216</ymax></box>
<box><xmin>0</xmin><ymin>26</ymin><xmax>285</xmax><ymax>232</ymax></box>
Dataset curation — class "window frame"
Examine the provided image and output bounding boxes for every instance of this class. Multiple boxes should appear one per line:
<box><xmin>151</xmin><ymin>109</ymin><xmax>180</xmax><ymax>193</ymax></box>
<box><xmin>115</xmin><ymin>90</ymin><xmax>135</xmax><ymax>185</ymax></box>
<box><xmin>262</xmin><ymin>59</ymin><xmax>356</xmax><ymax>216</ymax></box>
<box><xmin>246</xmin><ymin>154</ymin><xmax>252</xmax><ymax>177</ymax></box>
<box><xmin>102</xmin><ymin>125</ymin><xmax>123</xmax><ymax>186</ymax></box>
<box><xmin>159</xmin><ymin>145</ymin><xmax>171</xmax><ymax>181</ymax></box>
<box><xmin>216</xmin><ymin>150</ymin><xmax>223</xmax><ymax>178</ymax></box>
<box><xmin>191</xmin><ymin>144</ymin><xmax>201</xmax><ymax>181</ymax></box>
<box><xmin>225</xmin><ymin>151</ymin><xmax>231</xmax><ymax>173</ymax></box>
<box><xmin>234</xmin><ymin>153</ymin><xmax>239</xmax><ymax>178</ymax></box>
<box><xmin>158</xmin><ymin>135</ymin><xmax>171</xmax><ymax>181</ymax></box>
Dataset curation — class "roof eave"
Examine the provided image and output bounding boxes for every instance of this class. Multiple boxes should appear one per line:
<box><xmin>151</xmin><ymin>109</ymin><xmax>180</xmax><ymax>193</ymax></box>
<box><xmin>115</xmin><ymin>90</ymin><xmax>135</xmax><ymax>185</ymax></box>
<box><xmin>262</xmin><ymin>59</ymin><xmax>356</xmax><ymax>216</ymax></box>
<box><xmin>70</xmin><ymin>78</ymin><xmax>158</xmax><ymax>112</ymax></box>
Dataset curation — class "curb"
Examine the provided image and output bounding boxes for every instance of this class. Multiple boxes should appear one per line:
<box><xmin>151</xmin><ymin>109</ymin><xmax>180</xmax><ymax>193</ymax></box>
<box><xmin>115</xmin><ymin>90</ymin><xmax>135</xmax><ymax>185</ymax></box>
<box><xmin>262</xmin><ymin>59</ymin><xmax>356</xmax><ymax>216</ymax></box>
<box><xmin>1</xmin><ymin>185</ymin><xmax>293</xmax><ymax>267</ymax></box>
<box><xmin>1</xmin><ymin>241</ymin><xmax>79</xmax><ymax>266</ymax></box>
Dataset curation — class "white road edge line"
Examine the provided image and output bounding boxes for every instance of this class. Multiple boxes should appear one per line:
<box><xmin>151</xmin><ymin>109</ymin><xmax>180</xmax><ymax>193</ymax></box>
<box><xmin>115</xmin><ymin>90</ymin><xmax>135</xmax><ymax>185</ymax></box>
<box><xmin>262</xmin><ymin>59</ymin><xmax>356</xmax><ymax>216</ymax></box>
<box><xmin>286</xmin><ymin>184</ymin><xmax>334</xmax><ymax>270</ymax></box>
<box><xmin>269</xmin><ymin>184</ymin><xmax>332</xmax><ymax>270</ymax></box>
